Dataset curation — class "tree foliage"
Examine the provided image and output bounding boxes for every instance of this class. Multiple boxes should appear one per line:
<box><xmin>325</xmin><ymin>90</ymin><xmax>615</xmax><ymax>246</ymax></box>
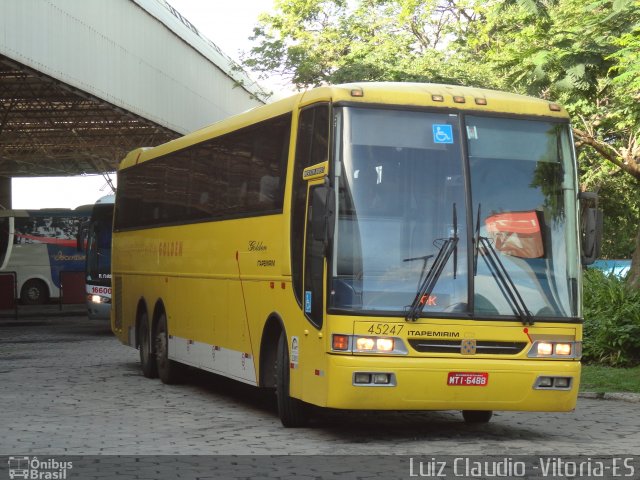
<box><xmin>583</xmin><ymin>269</ymin><xmax>640</xmax><ymax>366</ymax></box>
<box><xmin>244</xmin><ymin>0</ymin><xmax>492</xmax><ymax>88</ymax></box>
<box><xmin>244</xmin><ymin>0</ymin><xmax>640</xmax><ymax>285</ymax></box>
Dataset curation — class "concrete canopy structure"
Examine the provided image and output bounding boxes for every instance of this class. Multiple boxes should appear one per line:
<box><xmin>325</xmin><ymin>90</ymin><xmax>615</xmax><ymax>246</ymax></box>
<box><xmin>0</xmin><ymin>0</ymin><xmax>267</xmax><ymax>182</ymax></box>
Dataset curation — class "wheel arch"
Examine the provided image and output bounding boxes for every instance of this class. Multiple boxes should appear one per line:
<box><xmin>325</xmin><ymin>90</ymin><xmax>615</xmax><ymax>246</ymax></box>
<box><xmin>259</xmin><ymin>313</ymin><xmax>285</xmax><ymax>388</ymax></box>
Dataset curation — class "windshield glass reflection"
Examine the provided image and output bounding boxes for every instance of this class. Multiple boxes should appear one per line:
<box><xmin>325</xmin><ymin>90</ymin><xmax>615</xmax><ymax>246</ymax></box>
<box><xmin>330</xmin><ymin>107</ymin><xmax>468</xmax><ymax>313</ymax></box>
<box><xmin>329</xmin><ymin>107</ymin><xmax>580</xmax><ymax>320</ymax></box>
<box><xmin>87</xmin><ymin>216</ymin><xmax>112</xmax><ymax>283</ymax></box>
<box><xmin>467</xmin><ymin>116</ymin><xmax>579</xmax><ymax>318</ymax></box>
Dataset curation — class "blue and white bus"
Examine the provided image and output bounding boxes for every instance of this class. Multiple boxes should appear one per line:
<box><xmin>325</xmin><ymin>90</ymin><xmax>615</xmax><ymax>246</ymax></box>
<box><xmin>79</xmin><ymin>195</ymin><xmax>115</xmax><ymax>319</ymax></box>
<box><xmin>0</xmin><ymin>206</ymin><xmax>90</xmax><ymax>304</ymax></box>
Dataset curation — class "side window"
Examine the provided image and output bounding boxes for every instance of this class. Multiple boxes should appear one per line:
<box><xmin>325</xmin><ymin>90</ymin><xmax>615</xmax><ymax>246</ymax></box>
<box><xmin>163</xmin><ymin>156</ymin><xmax>191</xmax><ymax>221</ymax></box>
<box><xmin>291</xmin><ymin>104</ymin><xmax>330</xmax><ymax>305</ymax></box>
<box><xmin>114</xmin><ymin>114</ymin><xmax>291</xmax><ymax>230</ymax></box>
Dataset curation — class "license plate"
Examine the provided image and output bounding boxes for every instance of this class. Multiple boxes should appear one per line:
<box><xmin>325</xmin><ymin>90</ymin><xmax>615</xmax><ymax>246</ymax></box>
<box><xmin>447</xmin><ymin>372</ymin><xmax>489</xmax><ymax>386</ymax></box>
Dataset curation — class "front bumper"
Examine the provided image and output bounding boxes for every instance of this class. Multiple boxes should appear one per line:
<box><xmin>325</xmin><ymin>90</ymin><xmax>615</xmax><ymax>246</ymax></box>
<box><xmin>321</xmin><ymin>354</ymin><xmax>580</xmax><ymax>412</ymax></box>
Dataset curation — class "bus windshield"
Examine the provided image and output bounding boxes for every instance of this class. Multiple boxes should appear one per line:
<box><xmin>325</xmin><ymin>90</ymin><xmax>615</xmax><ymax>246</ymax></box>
<box><xmin>329</xmin><ymin>106</ymin><xmax>580</xmax><ymax>320</ymax></box>
<box><xmin>86</xmin><ymin>204</ymin><xmax>113</xmax><ymax>286</ymax></box>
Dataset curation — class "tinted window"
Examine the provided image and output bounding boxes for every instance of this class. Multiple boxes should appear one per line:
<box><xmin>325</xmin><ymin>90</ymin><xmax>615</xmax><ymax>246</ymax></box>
<box><xmin>115</xmin><ymin>114</ymin><xmax>291</xmax><ymax>230</ymax></box>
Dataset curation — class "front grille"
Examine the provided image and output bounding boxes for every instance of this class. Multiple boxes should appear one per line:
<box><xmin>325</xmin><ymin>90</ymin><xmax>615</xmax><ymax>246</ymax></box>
<box><xmin>408</xmin><ymin>339</ymin><xmax>527</xmax><ymax>355</ymax></box>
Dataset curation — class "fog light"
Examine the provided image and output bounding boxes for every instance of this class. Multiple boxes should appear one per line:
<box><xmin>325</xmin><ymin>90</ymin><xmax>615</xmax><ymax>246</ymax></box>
<box><xmin>555</xmin><ymin>343</ymin><xmax>572</xmax><ymax>356</ymax></box>
<box><xmin>537</xmin><ymin>376</ymin><xmax>553</xmax><ymax>388</ymax></box>
<box><xmin>372</xmin><ymin>373</ymin><xmax>390</xmax><ymax>384</ymax></box>
<box><xmin>354</xmin><ymin>373</ymin><xmax>371</xmax><ymax>384</ymax></box>
<box><xmin>356</xmin><ymin>337</ymin><xmax>375</xmax><ymax>351</ymax></box>
<box><xmin>554</xmin><ymin>377</ymin><xmax>571</xmax><ymax>388</ymax></box>
<box><xmin>537</xmin><ymin>342</ymin><xmax>553</xmax><ymax>356</ymax></box>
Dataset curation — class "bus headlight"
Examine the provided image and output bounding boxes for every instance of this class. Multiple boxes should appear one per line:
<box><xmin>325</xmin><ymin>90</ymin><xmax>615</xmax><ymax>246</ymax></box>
<box><xmin>528</xmin><ymin>341</ymin><xmax>581</xmax><ymax>359</ymax></box>
<box><xmin>554</xmin><ymin>343</ymin><xmax>572</xmax><ymax>356</ymax></box>
<box><xmin>332</xmin><ymin>334</ymin><xmax>408</xmax><ymax>355</ymax></box>
<box><xmin>537</xmin><ymin>342</ymin><xmax>553</xmax><ymax>356</ymax></box>
<box><xmin>375</xmin><ymin>338</ymin><xmax>394</xmax><ymax>352</ymax></box>
<box><xmin>354</xmin><ymin>337</ymin><xmax>394</xmax><ymax>352</ymax></box>
<box><xmin>88</xmin><ymin>294</ymin><xmax>111</xmax><ymax>304</ymax></box>
<box><xmin>356</xmin><ymin>337</ymin><xmax>376</xmax><ymax>351</ymax></box>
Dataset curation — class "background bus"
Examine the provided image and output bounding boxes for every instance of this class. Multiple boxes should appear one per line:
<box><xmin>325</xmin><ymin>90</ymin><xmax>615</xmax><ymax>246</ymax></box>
<box><xmin>111</xmin><ymin>83</ymin><xmax>598</xmax><ymax>427</ymax></box>
<box><xmin>0</xmin><ymin>206</ymin><xmax>90</xmax><ymax>304</ymax></box>
<box><xmin>79</xmin><ymin>195</ymin><xmax>115</xmax><ymax>319</ymax></box>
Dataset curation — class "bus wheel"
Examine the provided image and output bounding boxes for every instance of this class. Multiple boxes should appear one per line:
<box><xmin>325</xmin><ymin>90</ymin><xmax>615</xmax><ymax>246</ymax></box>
<box><xmin>20</xmin><ymin>279</ymin><xmax>49</xmax><ymax>305</ymax></box>
<box><xmin>139</xmin><ymin>312</ymin><xmax>158</xmax><ymax>379</ymax></box>
<box><xmin>462</xmin><ymin>410</ymin><xmax>493</xmax><ymax>423</ymax></box>
<box><xmin>154</xmin><ymin>313</ymin><xmax>182</xmax><ymax>385</ymax></box>
<box><xmin>275</xmin><ymin>331</ymin><xmax>309</xmax><ymax>427</ymax></box>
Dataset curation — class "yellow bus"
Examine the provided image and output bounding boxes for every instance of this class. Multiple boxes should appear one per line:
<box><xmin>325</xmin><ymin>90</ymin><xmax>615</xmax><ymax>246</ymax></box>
<box><xmin>112</xmin><ymin>82</ymin><xmax>596</xmax><ymax>427</ymax></box>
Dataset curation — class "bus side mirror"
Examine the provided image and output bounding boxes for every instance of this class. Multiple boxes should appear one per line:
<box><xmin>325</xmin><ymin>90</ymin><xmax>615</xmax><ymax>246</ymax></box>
<box><xmin>580</xmin><ymin>192</ymin><xmax>603</xmax><ymax>266</ymax></box>
<box><xmin>311</xmin><ymin>184</ymin><xmax>336</xmax><ymax>248</ymax></box>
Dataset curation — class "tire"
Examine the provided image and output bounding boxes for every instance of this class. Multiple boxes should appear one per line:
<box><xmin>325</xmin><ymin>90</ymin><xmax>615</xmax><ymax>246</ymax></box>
<box><xmin>275</xmin><ymin>331</ymin><xmax>309</xmax><ymax>427</ymax></box>
<box><xmin>20</xmin><ymin>279</ymin><xmax>49</xmax><ymax>305</ymax></box>
<box><xmin>462</xmin><ymin>410</ymin><xmax>493</xmax><ymax>423</ymax></box>
<box><xmin>154</xmin><ymin>313</ymin><xmax>182</xmax><ymax>385</ymax></box>
<box><xmin>139</xmin><ymin>312</ymin><xmax>158</xmax><ymax>379</ymax></box>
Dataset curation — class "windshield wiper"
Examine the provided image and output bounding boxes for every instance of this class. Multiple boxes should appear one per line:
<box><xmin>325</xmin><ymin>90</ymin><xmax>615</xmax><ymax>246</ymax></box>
<box><xmin>473</xmin><ymin>207</ymin><xmax>534</xmax><ymax>326</ymax></box>
<box><xmin>405</xmin><ymin>205</ymin><xmax>458</xmax><ymax>322</ymax></box>
<box><xmin>403</xmin><ymin>254</ymin><xmax>434</xmax><ymax>288</ymax></box>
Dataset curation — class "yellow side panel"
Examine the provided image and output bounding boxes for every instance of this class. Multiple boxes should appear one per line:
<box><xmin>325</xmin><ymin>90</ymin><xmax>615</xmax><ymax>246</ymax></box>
<box><xmin>112</xmin><ymin>215</ymin><xmax>292</xmax><ymax>365</ymax></box>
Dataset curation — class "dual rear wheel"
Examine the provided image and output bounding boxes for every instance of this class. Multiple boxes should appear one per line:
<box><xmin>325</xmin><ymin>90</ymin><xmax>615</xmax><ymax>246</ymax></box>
<box><xmin>154</xmin><ymin>313</ymin><xmax>182</xmax><ymax>384</ymax></box>
<box><xmin>138</xmin><ymin>312</ymin><xmax>157</xmax><ymax>379</ymax></box>
<box><xmin>138</xmin><ymin>312</ymin><xmax>182</xmax><ymax>384</ymax></box>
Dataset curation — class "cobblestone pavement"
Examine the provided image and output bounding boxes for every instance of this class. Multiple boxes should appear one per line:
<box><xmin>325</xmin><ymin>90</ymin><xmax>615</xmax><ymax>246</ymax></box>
<box><xmin>1</xmin><ymin>316</ymin><xmax>639</xmax><ymax>460</ymax></box>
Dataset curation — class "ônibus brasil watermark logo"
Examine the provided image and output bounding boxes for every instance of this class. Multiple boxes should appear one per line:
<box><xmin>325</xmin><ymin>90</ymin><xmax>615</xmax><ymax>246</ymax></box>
<box><xmin>7</xmin><ymin>457</ymin><xmax>72</xmax><ymax>480</ymax></box>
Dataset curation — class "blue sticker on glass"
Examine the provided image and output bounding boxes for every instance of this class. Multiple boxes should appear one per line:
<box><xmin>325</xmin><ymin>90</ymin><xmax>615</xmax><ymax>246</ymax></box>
<box><xmin>304</xmin><ymin>291</ymin><xmax>312</xmax><ymax>313</ymax></box>
<box><xmin>433</xmin><ymin>124</ymin><xmax>454</xmax><ymax>144</ymax></box>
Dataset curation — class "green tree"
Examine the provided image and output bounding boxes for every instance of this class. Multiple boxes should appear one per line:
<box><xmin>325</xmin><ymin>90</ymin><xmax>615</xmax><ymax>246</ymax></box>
<box><xmin>243</xmin><ymin>0</ymin><xmax>492</xmax><ymax>88</ymax></box>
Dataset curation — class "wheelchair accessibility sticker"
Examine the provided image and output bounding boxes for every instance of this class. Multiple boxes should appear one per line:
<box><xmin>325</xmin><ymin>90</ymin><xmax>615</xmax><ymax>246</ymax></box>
<box><xmin>304</xmin><ymin>291</ymin><xmax>312</xmax><ymax>313</ymax></box>
<box><xmin>433</xmin><ymin>124</ymin><xmax>454</xmax><ymax>144</ymax></box>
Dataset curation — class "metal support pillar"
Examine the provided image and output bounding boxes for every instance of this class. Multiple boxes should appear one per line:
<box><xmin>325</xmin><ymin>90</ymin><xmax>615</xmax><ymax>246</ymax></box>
<box><xmin>0</xmin><ymin>176</ymin><xmax>11</xmax><ymax>209</ymax></box>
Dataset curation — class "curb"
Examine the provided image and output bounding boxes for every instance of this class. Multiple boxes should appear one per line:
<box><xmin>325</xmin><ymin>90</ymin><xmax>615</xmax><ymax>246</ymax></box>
<box><xmin>0</xmin><ymin>305</ymin><xmax>86</xmax><ymax>319</ymax></box>
<box><xmin>579</xmin><ymin>392</ymin><xmax>640</xmax><ymax>403</ymax></box>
